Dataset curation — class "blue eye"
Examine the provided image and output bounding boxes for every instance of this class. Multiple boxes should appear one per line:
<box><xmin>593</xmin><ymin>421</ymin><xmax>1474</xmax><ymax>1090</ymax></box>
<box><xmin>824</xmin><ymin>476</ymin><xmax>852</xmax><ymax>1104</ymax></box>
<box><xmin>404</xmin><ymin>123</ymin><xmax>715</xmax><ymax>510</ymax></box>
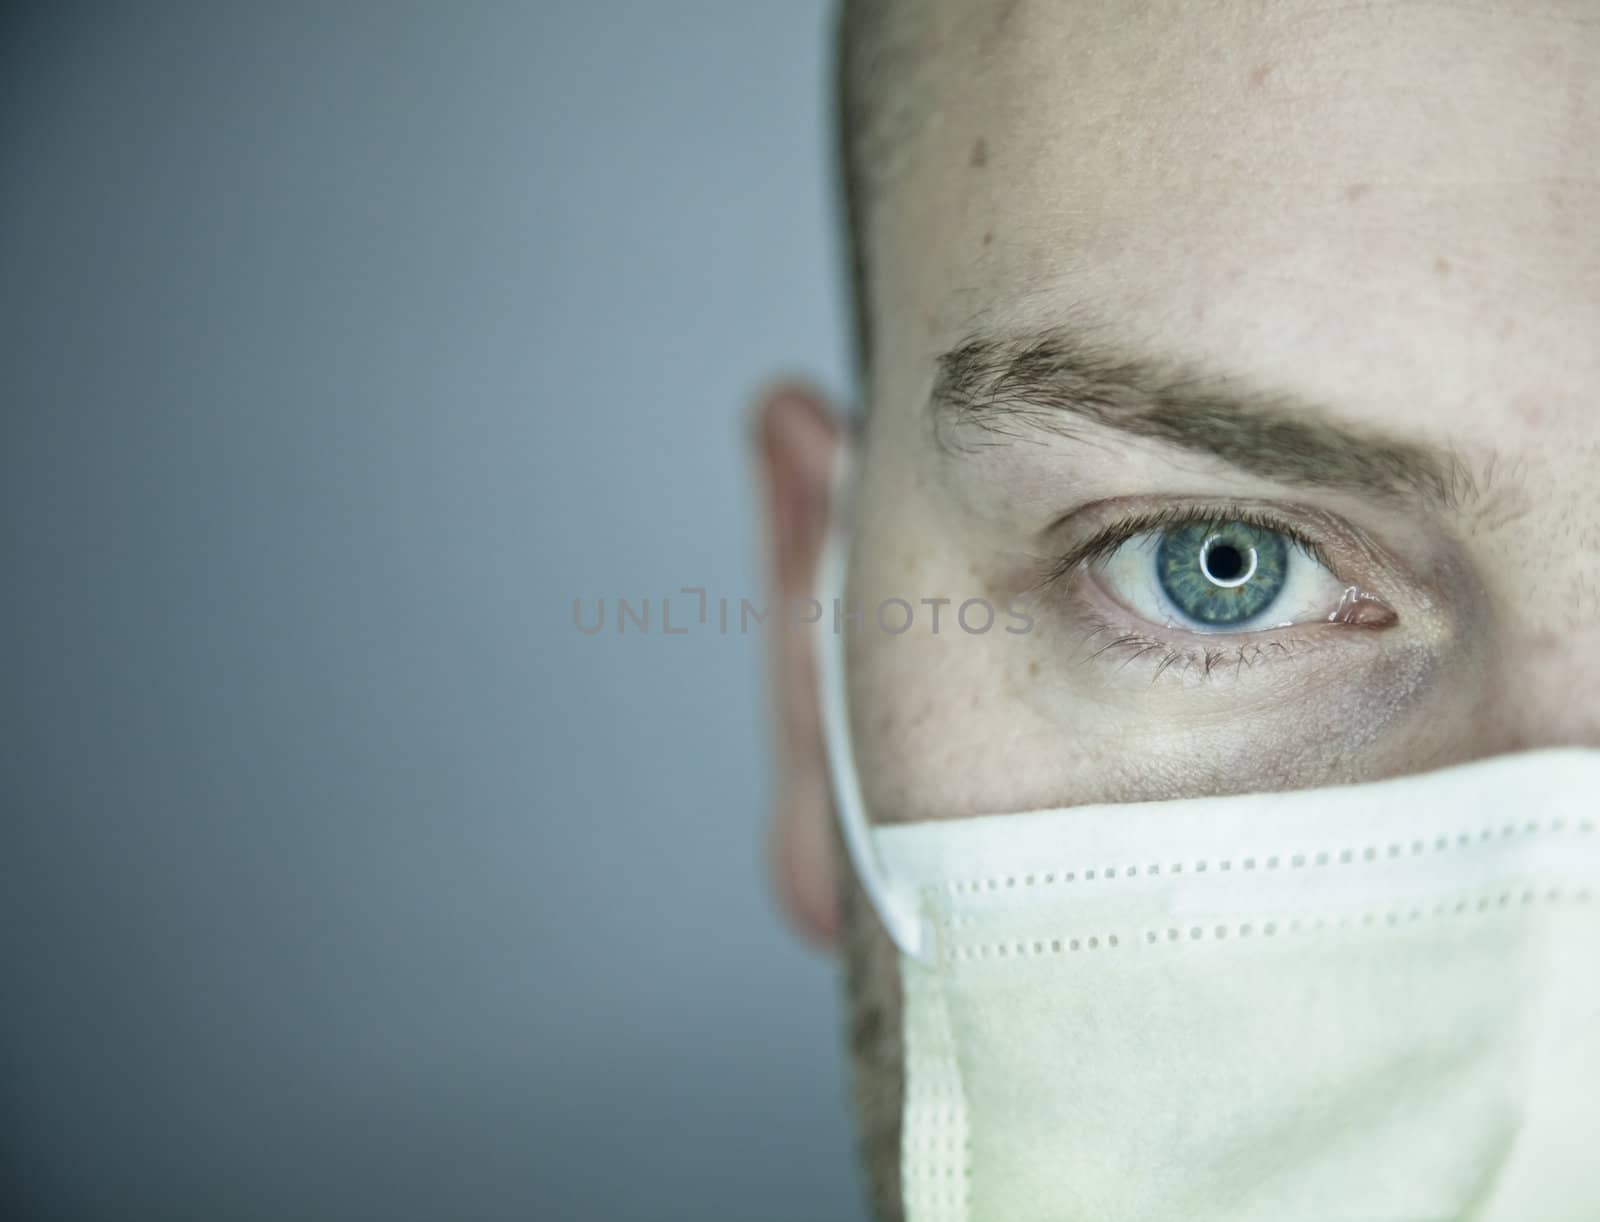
<box><xmin>1155</xmin><ymin>521</ymin><xmax>1289</xmax><ymax>626</ymax></box>
<box><xmin>1090</xmin><ymin>513</ymin><xmax>1355</xmax><ymax>634</ymax></box>
<box><xmin>1080</xmin><ymin>508</ymin><xmax>1396</xmax><ymax>645</ymax></box>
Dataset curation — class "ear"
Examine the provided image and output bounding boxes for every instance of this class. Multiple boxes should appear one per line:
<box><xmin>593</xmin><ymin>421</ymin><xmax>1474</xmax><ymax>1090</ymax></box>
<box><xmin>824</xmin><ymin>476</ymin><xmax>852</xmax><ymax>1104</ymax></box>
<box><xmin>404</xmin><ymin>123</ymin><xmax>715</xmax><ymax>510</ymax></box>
<box><xmin>752</xmin><ymin>382</ymin><xmax>847</xmax><ymax>948</ymax></box>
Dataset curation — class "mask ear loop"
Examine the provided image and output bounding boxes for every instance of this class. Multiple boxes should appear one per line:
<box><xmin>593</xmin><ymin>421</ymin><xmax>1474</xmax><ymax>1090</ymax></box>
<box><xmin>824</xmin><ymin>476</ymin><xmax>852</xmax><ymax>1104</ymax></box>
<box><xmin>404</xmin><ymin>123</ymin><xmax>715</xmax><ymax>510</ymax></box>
<box><xmin>813</xmin><ymin>447</ymin><xmax>930</xmax><ymax>963</ymax></box>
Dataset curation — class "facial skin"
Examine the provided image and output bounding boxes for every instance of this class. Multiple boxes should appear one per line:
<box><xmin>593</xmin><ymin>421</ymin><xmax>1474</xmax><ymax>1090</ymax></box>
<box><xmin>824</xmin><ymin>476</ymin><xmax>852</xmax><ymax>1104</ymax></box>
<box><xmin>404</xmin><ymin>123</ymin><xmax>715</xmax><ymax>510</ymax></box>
<box><xmin>754</xmin><ymin>3</ymin><xmax>1600</xmax><ymax>1217</ymax></box>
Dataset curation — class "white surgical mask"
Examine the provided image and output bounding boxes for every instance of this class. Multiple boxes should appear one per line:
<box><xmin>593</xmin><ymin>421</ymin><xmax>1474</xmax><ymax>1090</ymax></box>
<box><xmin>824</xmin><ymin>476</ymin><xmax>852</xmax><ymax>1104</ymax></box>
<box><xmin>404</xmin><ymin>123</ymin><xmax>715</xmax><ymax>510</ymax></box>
<box><xmin>815</xmin><ymin>462</ymin><xmax>1600</xmax><ymax>1221</ymax></box>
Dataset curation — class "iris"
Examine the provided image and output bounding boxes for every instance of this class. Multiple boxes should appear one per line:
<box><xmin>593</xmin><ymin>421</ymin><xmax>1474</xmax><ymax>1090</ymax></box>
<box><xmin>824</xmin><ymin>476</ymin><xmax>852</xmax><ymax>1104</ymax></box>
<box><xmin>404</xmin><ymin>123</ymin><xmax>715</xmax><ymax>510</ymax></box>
<box><xmin>1155</xmin><ymin>520</ymin><xmax>1289</xmax><ymax>625</ymax></box>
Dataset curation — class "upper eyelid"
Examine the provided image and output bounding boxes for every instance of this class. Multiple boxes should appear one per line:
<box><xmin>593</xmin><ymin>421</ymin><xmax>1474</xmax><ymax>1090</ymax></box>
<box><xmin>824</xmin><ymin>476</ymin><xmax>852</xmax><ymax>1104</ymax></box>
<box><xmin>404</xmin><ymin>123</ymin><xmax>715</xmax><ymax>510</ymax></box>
<box><xmin>1035</xmin><ymin>503</ymin><xmax>1336</xmax><ymax>593</ymax></box>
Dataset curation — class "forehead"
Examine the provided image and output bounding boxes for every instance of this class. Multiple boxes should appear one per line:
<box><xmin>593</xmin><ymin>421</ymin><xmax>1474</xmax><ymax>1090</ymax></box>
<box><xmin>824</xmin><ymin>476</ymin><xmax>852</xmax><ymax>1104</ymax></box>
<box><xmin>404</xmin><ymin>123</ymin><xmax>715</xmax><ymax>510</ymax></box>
<box><xmin>866</xmin><ymin>0</ymin><xmax>1600</xmax><ymax>453</ymax></box>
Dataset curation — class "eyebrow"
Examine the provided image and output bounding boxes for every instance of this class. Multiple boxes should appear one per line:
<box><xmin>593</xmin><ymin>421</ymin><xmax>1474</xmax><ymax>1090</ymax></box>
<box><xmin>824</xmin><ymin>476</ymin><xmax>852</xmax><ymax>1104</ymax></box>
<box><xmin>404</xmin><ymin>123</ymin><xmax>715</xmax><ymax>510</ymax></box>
<box><xmin>930</xmin><ymin>328</ymin><xmax>1476</xmax><ymax>510</ymax></box>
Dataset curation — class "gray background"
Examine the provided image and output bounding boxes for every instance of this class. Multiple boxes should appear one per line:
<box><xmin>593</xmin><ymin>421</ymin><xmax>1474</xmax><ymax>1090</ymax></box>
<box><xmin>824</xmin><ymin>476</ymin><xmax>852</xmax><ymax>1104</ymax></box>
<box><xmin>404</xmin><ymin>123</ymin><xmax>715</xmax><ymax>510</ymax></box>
<box><xmin>2</xmin><ymin>3</ymin><xmax>865</xmax><ymax>1219</ymax></box>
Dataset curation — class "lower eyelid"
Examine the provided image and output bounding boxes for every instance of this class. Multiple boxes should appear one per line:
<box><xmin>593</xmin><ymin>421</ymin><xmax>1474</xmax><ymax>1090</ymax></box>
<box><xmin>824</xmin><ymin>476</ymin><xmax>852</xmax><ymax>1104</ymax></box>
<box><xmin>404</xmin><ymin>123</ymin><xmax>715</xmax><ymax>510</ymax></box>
<box><xmin>1054</xmin><ymin>564</ymin><xmax>1391</xmax><ymax>683</ymax></box>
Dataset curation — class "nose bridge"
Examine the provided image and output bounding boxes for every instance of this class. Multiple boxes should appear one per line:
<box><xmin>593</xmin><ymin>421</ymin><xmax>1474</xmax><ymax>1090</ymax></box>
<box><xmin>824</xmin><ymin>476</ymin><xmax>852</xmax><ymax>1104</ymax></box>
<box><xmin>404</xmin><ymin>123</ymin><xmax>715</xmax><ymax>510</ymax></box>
<box><xmin>1482</xmin><ymin>588</ymin><xmax>1600</xmax><ymax>753</ymax></box>
<box><xmin>1460</xmin><ymin>440</ymin><xmax>1600</xmax><ymax>752</ymax></box>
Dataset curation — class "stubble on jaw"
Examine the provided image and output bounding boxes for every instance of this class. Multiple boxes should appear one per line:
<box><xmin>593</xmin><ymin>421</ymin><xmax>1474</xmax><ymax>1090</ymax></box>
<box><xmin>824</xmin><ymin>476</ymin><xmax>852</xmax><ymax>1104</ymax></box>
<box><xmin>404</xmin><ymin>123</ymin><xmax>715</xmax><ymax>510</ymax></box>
<box><xmin>837</xmin><ymin>813</ymin><xmax>906</xmax><ymax>1222</ymax></box>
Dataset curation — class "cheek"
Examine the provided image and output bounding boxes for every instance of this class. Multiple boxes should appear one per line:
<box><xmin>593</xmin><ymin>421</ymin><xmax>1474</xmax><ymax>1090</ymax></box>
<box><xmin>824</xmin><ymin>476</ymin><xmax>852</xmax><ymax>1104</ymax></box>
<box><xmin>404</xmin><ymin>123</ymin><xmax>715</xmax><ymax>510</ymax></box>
<box><xmin>1157</xmin><ymin>642</ymin><xmax>1460</xmax><ymax>794</ymax></box>
<box><xmin>845</xmin><ymin>523</ymin><xmax>1053</xmax><ymax>821</ymax></box>
<box><xmin>846</xmin><ymin>602</ymin><xmax>1023</xmax><ymax>823</ymax></box>
<box><xmin>849</xmin><ymin>562</ymin><xmax>1480</xmax><ymax>821</ymax></box>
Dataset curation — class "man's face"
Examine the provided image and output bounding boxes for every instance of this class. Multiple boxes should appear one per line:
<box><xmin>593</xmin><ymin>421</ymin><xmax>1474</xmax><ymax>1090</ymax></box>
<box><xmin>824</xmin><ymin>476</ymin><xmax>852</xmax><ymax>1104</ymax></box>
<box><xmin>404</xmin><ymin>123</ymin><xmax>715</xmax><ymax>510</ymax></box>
<box><xmin>850</xmin><ymin>0</ymin><xmax>1599</xmax><ymax>820</ymax></box>
<box><xmin>756</xmin><ymin>1</ymin><xmax>1598</xmax><ymax>1214</ymax></box>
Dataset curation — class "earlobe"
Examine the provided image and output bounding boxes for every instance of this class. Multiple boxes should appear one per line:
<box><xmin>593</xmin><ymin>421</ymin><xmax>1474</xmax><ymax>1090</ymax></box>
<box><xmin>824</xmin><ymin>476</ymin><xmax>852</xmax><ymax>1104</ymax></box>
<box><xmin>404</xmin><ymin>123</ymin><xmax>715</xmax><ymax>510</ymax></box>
<box><xmin>751</xmin><ymin>382</ymin><xmax>847</xmax><ymax>947</ymax></box>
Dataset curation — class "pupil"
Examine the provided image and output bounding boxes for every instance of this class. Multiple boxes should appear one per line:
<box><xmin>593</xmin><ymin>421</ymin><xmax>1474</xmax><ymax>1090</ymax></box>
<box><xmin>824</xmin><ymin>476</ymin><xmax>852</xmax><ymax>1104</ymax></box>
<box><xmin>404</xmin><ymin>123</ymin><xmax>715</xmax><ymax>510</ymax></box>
<box><xmin>1155</xmin><ymin>521</ymin><xmax>1287</xmax><ymax>625</ymax></box>
<box><xmin>1205</xmin><ymin>543</ymin><xmax>1243</xmax><ymax>582</ymax></box>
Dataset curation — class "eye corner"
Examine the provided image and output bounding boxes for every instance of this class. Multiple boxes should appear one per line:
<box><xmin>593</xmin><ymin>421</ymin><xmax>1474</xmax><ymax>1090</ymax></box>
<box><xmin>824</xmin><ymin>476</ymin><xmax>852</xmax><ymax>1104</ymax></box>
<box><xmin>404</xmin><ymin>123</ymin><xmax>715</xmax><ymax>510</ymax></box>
<box><xmin>1328</xmin><ymin>585</ymin><xmax>1399</xmax><ymax>629</ymax></box>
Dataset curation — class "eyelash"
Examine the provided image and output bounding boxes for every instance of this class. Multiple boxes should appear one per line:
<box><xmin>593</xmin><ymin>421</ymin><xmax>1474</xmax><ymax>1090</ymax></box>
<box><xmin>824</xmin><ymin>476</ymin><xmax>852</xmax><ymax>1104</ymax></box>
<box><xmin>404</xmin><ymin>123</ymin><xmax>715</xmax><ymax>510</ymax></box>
<box><xmin>1035</xmin><ymin>502</ymin><xmax>1356</xmax><ymax>684</ymax></box>
<box><xmin>1036</xmin><ymin>502</ymin><xmax>1333</xmax><ymax>589</ymax></box>
<box><xmin>1075</xmin><ymin>607</ymin><xmax>1321</xmax><ymax>683</ymax></box>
